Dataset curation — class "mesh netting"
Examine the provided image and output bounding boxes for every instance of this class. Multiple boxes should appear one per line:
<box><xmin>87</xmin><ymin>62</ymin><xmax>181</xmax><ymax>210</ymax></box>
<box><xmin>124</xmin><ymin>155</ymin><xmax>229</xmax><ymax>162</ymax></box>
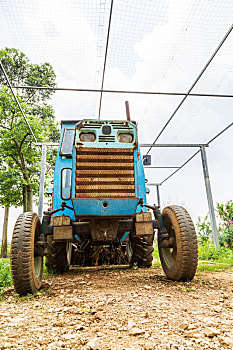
<box><xmin>0</xmin><ymin>0</ymin><xmax>232</xmax><ymax>185</ymax></box>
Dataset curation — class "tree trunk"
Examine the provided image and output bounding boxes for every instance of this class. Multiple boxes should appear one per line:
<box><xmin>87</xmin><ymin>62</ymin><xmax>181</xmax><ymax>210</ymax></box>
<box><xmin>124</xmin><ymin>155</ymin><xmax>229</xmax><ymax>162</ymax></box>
<box><xmin>1</xmin><ymin>207</ymin><xmax>9</xmax><ymax>258</ymax></box>
<box><xmin>23</xmin><ymin>184</ymin><xmax>27</xmax><ymax>212</ymax></box>
<box><xmin>26</xmin><ymin>185</ymin><xmax>33</xmax><ymax>212</ymax></box>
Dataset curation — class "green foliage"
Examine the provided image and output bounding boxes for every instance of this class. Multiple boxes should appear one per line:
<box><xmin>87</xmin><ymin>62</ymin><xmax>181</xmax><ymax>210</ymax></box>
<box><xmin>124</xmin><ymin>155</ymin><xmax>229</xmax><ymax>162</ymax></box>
<box><xmin>217</xmin><ymin>200</ymin><xmax>233</xmax><ymax>248</ymax></box>
<box><xmin>0</xmin><ymin>259</ymin><xmax>12</xmax><ymax>290</ymax></box>
<box><xmin>43</xmin><ymin>260</ymin><xmax>54</xmax><ymax>279</ymax></box>
<box><xmin>198</xmin><ymin>241</ymin><xmax>217</xmax><ymax>260</ymax></box>
<box><xmin>197</xmin><ymin>218</ymin><xmax>233</xmax><ymax>271</ymax></box>
<box><xmin>0</xmin><ymin>48</ymin><xmax>59</xmax><ymax>209</ymax></box>
<box><xmin>196</xmin><ymin>215</ymin><xmax>211</xmax><ymax>243</ymax></box>
<box><xmin>197</xmin><ymin>200</ymin><xmax>233</xmax><ymax>250</ymax></box>
<box><xmin>218</xmin><ymin>227</ymin><xmax>233</xmax><ymax>248</ymax></box>
<box><xmin>0</xmin><ymin>48</ymin><xmax>56</xmax><ymax>103</ymax></box>
<box><xmin>198</xmin><ymin>241</ymin><xmax>233</xmax><ymax>261</ymax></box>
<box><xmin>153</xmin><ymin>245</ymin><xmax>161</xmax><ymax>266</ymax></box>
<box><xmin>217</xmin><ymin>200</ymin><xmax>233</xmax><ymax>223</ymax></box>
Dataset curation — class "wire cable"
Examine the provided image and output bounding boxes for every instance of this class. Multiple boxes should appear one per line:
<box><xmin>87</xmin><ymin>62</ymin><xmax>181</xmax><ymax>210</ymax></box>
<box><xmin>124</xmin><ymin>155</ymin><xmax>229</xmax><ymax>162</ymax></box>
<box><xmin>146</xmin><ymin>23</ymin><xmax>233</xmax><ymax>155</ymax></box>
<box><xmin>11</xmin><ymin>85</ymin><xmax>233</xmax><ymax>99</ymax></box>
<box><xmin>98</xmin><ymin>0</ymin><xmax>114</xmax><ymax>120</ymax></box>
<box><xmin>0</xmin><ymin>61</ymin><xmax>37</xmax><ymax>142</ymax></box>
<box><xmin>159</xmin><ymin>121</ymin><xmax>233</xmax><ymax>185</ymax></box>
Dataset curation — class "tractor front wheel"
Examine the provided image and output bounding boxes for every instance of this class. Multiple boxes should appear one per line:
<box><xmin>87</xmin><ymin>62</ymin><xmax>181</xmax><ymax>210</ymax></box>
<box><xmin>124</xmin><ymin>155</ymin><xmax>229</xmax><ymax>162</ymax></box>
<box><xmin>158</xmin><ymin>205</ymin><xmax>198</xmax><ymax>281</ymax></box>
<box><xmin>11</xmin><ymin>212</ymin><xmax>43</xmax><ymax>295</ymax></box>
<box><xmin>127</xmin><ymin>237</ymin><xmax>154</xmax><ymax>268</ymax></box>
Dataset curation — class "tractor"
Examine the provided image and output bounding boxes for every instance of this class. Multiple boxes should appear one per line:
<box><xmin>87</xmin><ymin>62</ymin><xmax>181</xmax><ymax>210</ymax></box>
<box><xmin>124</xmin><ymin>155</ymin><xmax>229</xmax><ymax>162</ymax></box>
<box><xmin>10</xmin><ymin>116</ymin><xmax>198</xmax><ymax>295</ymax></box>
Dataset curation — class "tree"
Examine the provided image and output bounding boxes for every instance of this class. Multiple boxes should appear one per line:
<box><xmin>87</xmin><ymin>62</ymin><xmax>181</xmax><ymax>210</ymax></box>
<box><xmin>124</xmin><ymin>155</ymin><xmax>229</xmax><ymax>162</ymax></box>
<box><xmin>197</xmin><ymin>200</ymin><xmax>233</xmax><ymax>249</ymax></box>
<box><xmin>0</xmin><ymin>48</ymin><xmax>59</xmax><ymax>212</ymax></box>
<box><xmin>217</xmin><ymin>200</ymin><xmax>233</xmax><ymax>249</ymax></box>
<box><xmin>0</xmin><ymin>48</ymin><xmax>56</xmax><ymax>103</ymax></box>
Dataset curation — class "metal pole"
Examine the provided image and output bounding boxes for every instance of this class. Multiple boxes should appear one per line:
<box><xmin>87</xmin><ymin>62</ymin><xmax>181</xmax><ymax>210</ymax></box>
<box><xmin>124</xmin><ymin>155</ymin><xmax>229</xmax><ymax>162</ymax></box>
<box><xmin>200</xmin><ymin>145</ymin><xmax>219</xmax><ymax>250</ymax></box>
<box><xmin>38</xmin><ymin>144</ymin><xmax>47</xmax><ymax>221</ymax></box>
<box><xmin>140</xmin><ymin>144</ymin><xmax>208</xmax><ymax>148</ymax></box>
<box><xmin>156</xmin><ymin>185</ymin><xmax>160</xmax><ymax>207</ymax></box>
<box><xmin>144</xmin><ymin>166</ymin><xmax>179</xmax><ymax>169</ymax></box>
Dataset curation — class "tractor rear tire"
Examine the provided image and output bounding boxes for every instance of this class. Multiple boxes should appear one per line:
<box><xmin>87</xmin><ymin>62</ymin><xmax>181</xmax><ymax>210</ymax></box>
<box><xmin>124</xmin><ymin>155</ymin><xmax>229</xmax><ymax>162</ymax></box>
<box><xmin>158</xmin><ymin>205</ymin><xmax>198</xmax><ymax>281</ymax></box>
<box><xmin>45</xmin><ymin>235</ymin><xmax>71</xmax><ymax>273</ymax></box>
<box><xmin>11</xmin><ymin>212</ymin><xmax>43</xmax><ymax>295</ymax></box>
<box><xmin>127</xmin><ymin>237</ymin><xmax>154</xmax><ymax>268</ymax></box>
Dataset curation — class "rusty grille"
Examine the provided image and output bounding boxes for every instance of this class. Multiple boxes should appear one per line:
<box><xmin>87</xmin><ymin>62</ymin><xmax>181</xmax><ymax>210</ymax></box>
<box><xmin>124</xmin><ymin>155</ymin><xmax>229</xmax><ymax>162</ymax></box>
<box><xmin>76</xmin><ymin>147</ymin><xmax>135</xmax><ymax>198</ymax></box>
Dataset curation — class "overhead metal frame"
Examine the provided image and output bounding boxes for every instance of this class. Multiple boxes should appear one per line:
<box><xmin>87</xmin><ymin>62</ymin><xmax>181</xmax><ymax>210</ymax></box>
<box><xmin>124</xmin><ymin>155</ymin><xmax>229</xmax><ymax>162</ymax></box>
<box><xmin>146</xmin><ymin>24</ymin><xmax>233</xmax><ymax>154</ymax></box>
<box><xmin>0</xmin><ymin>9</ymin><xmax>232</xmax><ymax>248</ymax></box>
<box><xmin>140</xmin><ymin>23</ymin><xmax>233</xmax><ymax>249</ymax></box>
<box><xmin>10</xmin><ymin>84</ymin><xmax>233</xmax><ymax>99</ymax></box>
<box><xmin>143</xmin><ymin>121</ymin><xmax>232</xmax><ymax>250</ymax></box>
<box><xmin>200</xmin><ymin>145</ymin><xmax>220</xmax><ymax>249</ymax></box>
<box><xmin>98</xmin><ymin>0</ymin><xmax>114</xmax><ymax>120</ymax></box>
<box><xmin>157</xmin><ymin>122</ymin><xmax>233</xmax><ymax>186</ymax></box>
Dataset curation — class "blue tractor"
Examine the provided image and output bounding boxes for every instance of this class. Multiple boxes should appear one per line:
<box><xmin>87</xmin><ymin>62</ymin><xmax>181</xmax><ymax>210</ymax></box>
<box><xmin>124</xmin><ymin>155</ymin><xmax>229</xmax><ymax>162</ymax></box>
<box><xmin>11</xmin><ymin>118</ymin><xmax>198</xmax><ymax>295</ymax></box>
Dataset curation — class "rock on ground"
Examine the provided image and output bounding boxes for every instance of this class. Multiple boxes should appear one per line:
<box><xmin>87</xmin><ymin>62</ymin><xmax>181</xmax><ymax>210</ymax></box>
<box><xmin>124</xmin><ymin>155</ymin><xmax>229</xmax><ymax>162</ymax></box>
<box><xmin>0</xmin><ymin>266</ymin><xmax>233</xmax><ymax>349</ymax></box>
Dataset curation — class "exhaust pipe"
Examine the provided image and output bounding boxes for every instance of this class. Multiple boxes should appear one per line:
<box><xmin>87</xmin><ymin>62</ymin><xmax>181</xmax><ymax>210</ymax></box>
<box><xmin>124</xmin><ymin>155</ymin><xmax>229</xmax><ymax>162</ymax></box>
<box><xmin>125</xmin><ymin>101</ymin><xmax>131</xmax><ymax>121</ymax></box>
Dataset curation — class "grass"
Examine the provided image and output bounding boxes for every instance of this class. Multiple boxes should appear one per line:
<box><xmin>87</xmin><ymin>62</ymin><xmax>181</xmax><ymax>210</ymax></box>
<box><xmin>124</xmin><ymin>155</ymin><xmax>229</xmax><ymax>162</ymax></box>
<box><xmin>43</xmin><ymin>261</ymin><xmax>55</xmax><ymax>279</ymax></box>
<box><xmin>152</xmin><ymin>245</ymin><xmax>161</xmax><ymax>267</ymax></box>
<box><xmin>198</xmin><ymin>240</ymin><xmax>233</xmax><ymax>271</ymax></box>
<box><xmin>153</xmin><ymin>241</ymin><xmax>233</xmax><ymax>271</ymax></box>
<box><xmin>0</xmin><ymin>258</ymin><xmax>12</xmax><ymax>291</ymax></box>
<box><xmin>197</xmin><ymin>262</ymin><xmax>232</xmax><ymax>271</ymax></box>
<box><xmin>0</xmin><ymin>241</ymin><xmax>232</xmax><ymax>294</ymax></box>
<box><xmin>0</xmin><ymin>248</ymin><xmax>54</xmax><ymax>293</ymax></box>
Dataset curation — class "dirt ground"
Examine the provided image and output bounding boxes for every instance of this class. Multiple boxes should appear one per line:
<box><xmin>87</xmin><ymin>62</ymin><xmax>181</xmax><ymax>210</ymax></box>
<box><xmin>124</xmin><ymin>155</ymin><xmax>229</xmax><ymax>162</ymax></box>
<box><xmin>0</xmin><ymin>265</ymin><xmax>233</xmax><ymax>350</ymax></box>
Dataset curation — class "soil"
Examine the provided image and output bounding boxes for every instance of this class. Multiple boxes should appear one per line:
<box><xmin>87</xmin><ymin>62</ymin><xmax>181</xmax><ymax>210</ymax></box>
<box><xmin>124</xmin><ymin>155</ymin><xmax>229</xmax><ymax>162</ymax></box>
<box><xmin>0</xmin><ymin>266</ymin><xmax>233</xmax><ymax>350</ymax></box>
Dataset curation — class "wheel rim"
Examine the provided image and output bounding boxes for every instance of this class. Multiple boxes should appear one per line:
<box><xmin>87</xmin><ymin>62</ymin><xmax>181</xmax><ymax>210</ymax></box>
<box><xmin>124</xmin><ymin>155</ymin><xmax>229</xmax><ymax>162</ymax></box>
<box><xmin>34</xmin><ymin>256</ymin><xmax>42</xmax><ymax>278</ymax></box>
<box><xmin>126</xmin><ymin>241</ymin><xmax>133</xmax><ymax>263</ymax></box>
<box><xmin>66</xmin><ymin>242</ymin><xmax>72</xmax><ymax>266</ymax></box>
<box><xmin>34</xmin><ymin>220</ymin><xmax>43</xmax><ymax>279</ymax></box>
<box><xmin>160</xmin><ymin>225</ymin><xmax>177</xmax><ymax>268</ymax></box>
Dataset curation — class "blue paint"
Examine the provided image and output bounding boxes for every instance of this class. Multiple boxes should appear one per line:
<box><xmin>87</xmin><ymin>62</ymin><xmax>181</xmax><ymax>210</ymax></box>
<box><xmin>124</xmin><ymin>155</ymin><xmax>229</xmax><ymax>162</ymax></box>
<box><xmin>133</xmin><ymin>149</ymin><xmax>147</xmax><ymax>213</ymax></box>
<box><xmin>72</xmin><ymin>198</ymin><xmax>139</xmax><ymax>216</ymax></box>
<box><xmin>53</xmin><ymin>122</ymin><xmax>76</xmax><ymax>220</ymax></box>
<box><xmin>52</xmin><ymin>119</ymin><xmax>149</xmax><ymax>220</ymax></box>
<box><xmin>121</xmin><ymin>231</ymin><xmax>130</xmax><ymax>243</ymax></box>
<box><xmin>74</xmin><ymin>234</ymin><xmax>82</xmax><ymax>243</ymax></box>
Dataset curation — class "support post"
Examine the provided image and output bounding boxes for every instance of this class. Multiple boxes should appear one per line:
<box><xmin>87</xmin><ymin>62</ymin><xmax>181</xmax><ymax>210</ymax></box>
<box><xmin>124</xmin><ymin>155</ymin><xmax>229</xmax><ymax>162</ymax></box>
<box><xmin>156</xmin><ymin>185</ymin><xmax>161</xmax><ymax>207</ymax></box>
<box><xmin>200</xmin><ymin>145</ymin><xmax>219</xmax><ymax>250</ymax></box>
<box><xmin>38</xmin><ymin>144</ymin><xmax>47</xmax><ymax>221</ymax></box>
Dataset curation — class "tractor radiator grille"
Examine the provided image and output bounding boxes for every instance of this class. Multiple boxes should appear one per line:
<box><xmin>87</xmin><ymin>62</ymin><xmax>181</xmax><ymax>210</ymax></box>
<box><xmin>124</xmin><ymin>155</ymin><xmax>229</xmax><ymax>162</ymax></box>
<box><xmin>76</xmin><ymin>148</ymin><xmax>135</xmax><ymax>198</ymax></box>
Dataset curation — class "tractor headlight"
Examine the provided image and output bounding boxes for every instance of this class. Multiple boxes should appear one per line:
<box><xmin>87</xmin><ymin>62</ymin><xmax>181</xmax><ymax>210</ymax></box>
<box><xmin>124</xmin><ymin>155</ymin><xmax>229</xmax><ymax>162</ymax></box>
<box><xmin>118</xmin><ymin>133</ymin><xmax>133</xmax><ymax>143</ymax></box>
<box><xmin>79</xmin><ymin>133</ymin><xmax>96</xmax><ymax>142</ymax></box>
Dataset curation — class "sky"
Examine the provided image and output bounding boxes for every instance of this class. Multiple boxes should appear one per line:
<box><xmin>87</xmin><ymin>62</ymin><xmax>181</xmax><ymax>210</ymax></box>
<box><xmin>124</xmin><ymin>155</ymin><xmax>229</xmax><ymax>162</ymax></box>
<box><xmin>0</xmin><ymin>0</ymin><xmax>233</xmax><ymax>240</ymax></box>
